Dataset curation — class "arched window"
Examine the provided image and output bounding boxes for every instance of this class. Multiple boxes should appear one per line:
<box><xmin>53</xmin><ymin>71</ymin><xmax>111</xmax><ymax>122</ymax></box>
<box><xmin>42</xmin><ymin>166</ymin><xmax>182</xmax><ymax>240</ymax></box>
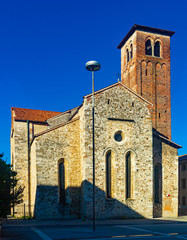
<box><xmin>145</xmin><ymin>39</ymin><xmax>152</xmax><ymax>56</ymax></box>
<box><xmin>106</xmin><ymin>151</ymin><xmax>111</xmax><ymax>198</ymax></box>
<box><xmin>126</xmin><ymin>152</ymin><xmax>131</xmax><ymax>199</ymax></box>
<box><xmin>130</xmin><ymin>44</ymin><xmax>133</xmax><ymax>59</ymax></box>
<box><xmin>126</xmin><ymin>49</ymin><xmax>129</xmax><ymax>63</ymax></box>
<box><xmin>154</xmin><ymin>41</ymin><xmax>160</xmax><ymax>57</ymax></box>
<box><xmin>59</xmin><ymin>160</ymin><xmax>65</xmax><ymax>204</ymax></box>
<box><xmin>154</xmin><ymin>163</ymin><xmax>162</xmax><ymax>203</ymax></box>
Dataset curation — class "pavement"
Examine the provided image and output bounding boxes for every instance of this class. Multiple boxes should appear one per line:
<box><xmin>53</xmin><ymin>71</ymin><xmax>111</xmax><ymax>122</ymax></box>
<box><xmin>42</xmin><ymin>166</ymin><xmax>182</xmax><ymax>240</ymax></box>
<box><xmin>2</xmin><ymin>216</ymin><xmax>187</xmax><ymax>240</ymax></box>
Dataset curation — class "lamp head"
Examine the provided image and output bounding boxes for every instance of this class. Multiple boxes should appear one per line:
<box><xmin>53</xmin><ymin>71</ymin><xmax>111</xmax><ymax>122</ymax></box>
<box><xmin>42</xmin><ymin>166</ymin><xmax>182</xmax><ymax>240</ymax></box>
<box><xmin>85</xmin><ymin>61</ymin><xmax>101</xmax><ymax>71</ymax></box>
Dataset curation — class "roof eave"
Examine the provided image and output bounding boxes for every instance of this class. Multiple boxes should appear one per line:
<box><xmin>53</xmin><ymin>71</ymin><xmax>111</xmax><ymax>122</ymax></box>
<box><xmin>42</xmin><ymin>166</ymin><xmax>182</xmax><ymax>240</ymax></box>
<box><xmin>84</xmin><ymin>82</ymin><xmax>153</xmax><ymax>106</ymax></box>
<box><xmin>117</xmin><ymin>24</ymin><xmax>175</xmax><ymax>49</ymax></box>
<box><xmin>153</xmin><ymin>132</ymin><xmax>182</xmax><ymax>149</ymax></box>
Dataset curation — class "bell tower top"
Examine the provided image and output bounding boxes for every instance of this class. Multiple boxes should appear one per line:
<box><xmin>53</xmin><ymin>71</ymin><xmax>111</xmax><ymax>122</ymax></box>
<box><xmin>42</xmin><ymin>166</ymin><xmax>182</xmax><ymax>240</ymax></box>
<box><xmin>117</xmin><ymin>24</ymin><xmax>175</xmax><ymax>49</ymax></box>
<box><xmin>117</xmin><ymin>24</ymin><xmax>175</xmax><ymax>140</ymax></box>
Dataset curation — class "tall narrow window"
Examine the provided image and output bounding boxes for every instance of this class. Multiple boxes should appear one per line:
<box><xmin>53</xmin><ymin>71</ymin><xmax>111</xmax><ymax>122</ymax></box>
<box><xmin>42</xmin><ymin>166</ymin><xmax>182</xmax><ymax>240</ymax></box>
<box><xmin>182</xmin><ymin>196</ymin><xmax>186</xmax><ymax>206</ymax></box>
<box><xmin>145</xmin><ymin>39</ymin><xmax>152</xmax><ymax>56</ymax></box>
<box><xmin>130</xmin><ymin>44</ymin><xmax>133</xmax><ymax>59</ymax></box>
<box><xmin>182</xmin><ymin>178</ymin><xmax>186</xmax><ymax>189</ymax></box>
<box><xmin>154</xmin><ymin>41</ymin><xmax>160</xmax><ymax>57</ymax></box>
<box><xmin>106</xmin><ymin>151</ymin><xmax>111</xmax><ymax>198</ymax></box>
<box><xmin>182</xmin><ymin>164</ymin><xmax>186</xmax><ymax>171</ymax></box>
<box><xmin>59</xmin><ymin>160</ymin><xmax>65</xmax><ymax>204</ymax></box>
<box><xmin>126</xmin><ymin>152</ymin><xmax>131</xmax><ymax>199</ymax></box>
<box><xmin>126</xmin><ymin>49</ymin><xmax>129</xmax><ymax>63</ymax></box>
<box><xmin>154</xmin><ymin>163</ymin><xmax>162</xmax><ymax>203</ymax></box>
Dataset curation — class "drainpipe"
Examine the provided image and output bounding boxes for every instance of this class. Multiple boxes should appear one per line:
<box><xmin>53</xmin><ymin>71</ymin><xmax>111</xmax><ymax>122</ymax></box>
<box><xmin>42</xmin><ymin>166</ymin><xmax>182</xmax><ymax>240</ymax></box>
<box><xmin>27</xmin><ymin>121</ymin><xmax>31</xmax><ymax>217</ymax></box>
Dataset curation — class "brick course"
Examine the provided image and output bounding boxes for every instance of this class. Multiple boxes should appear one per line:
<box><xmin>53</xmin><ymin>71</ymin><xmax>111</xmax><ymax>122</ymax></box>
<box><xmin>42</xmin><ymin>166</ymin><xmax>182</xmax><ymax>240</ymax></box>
<box><xmin>119</xmin><ymin>29</ymin><xmax>172</xmax><ymax>139</ymax></box>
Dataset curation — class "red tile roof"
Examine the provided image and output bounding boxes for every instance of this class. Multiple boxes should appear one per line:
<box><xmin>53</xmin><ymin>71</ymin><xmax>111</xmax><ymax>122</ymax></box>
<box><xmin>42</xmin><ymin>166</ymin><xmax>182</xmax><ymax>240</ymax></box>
<box><xmin>11</xmin><ymin>107</ymin><xmax>62</xmax><ymax>122</ymax></box>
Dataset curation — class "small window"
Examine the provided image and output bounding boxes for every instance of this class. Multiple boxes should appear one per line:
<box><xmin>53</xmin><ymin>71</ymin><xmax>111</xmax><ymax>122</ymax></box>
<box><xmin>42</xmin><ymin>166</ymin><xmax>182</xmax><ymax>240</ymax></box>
<box><xmin>114</xmin><ymin>131</ymin><xmax>123</xmax><ymax>142</ymax></box>
<box><xmin>126</xmin><ymin>49</ymin><xmax>129</xmax><ymax>63</ymax></box>
<box><xmin>154</xmin><ymin>41</ymin><xmax>160</xmax><ymax>57</ymax></box>
<box><xmin>145</xmin><ymin>39</ymin><xmax>152</xmax><ymax>56</ymax></box>
<box><xmin>182</xmin><ymin>178</ymin><xmax>186</xmax><ymax>189</ymax></box>
<box><xmin>130</xmin><ymin>44</ymin><xmax>133</xmax><ymax>59</ymax></box>
<box><xmin>182</xmin><ymin>196</ymin><xmax>186</xmax><ymax>206</ymax></box>
<box><xmin>106</xmin><ymin>151</ymin><xmax>111</xmax><ymax>198</ymax></box>
<box><xmin>182</xmin><ymin>164</ymin><xmax>186</xmax><ymax>171</ymax></box>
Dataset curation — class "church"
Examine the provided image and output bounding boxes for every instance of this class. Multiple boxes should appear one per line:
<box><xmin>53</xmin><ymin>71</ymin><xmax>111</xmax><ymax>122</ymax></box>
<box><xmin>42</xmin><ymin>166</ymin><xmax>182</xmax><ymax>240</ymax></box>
<box><xmin>11</xmin><ymin>24</ymin><xmax>181</xmax><ymax>220</ymax></box>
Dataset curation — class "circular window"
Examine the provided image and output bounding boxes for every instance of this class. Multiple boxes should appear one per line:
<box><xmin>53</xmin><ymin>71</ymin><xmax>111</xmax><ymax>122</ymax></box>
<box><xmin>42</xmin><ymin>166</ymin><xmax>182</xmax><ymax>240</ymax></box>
<box><xmin>114</xmin><ymin>131</ymin><xmax>123</xmax><ymax>142</ymax></box>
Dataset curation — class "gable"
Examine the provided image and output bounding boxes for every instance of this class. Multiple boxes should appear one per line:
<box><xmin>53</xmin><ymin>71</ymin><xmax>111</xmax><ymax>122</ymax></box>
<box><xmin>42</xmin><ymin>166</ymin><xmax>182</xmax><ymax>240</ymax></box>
<box><xmin>83</xmin><ymin>82</ymin><xmax>153</xmax><ymax>106</ymax></box>
<box><xmin>82</xmin><ymin>81</ymin><xmax>153</xmax><ymax>143</ymax></box>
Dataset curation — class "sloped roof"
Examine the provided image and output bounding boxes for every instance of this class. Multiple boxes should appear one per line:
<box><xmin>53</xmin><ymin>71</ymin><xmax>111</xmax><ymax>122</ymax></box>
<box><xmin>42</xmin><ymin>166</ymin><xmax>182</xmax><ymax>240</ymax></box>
<box><xmin>11</xmin><ymin>107</ymin><xmax>62</xmax><ymax>123</ymax></box>
<box><xmin>153</xmin><ymin>130</ymin><xmax>182</xmax><ymax>149</ymax></box>
<box><xmin>11</xmin><ymin>82</ymin><xmax>152</xmax><ymax>125</ymax></box>
<box><xmin>84</xmin><ymin>82</ymin><xmax>153</xmax><ymax>106</ymax></box>
<box><xmin>179</xmin><ymin>154</ymin><xmax>187</xmax><ymax>161</ymax></box>
<box><xmin>117</xmin><ymin>24</ymin><xmax>175</xmax><ymax>49</ymax></box>
<box><xmin>34</xmin><ymin>116</ymin><xmax>80</xmax><ymax>138</ymax></box>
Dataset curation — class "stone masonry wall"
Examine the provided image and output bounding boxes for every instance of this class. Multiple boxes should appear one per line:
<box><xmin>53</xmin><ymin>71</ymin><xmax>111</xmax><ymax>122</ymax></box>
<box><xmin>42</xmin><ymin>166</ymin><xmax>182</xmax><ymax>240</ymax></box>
<box><xmin>11</xmin><ymin>121</ymin><xmax>29</xmax><ymax>217</ymax></box>
<box><xmin>33</xmin><ymin>118</ymin><xmax>81</xmax><ymax>219</ymax></box>
<box><xmin>30</xmin><ymin>141</ymin><xmax>37</xmax><ymax>217</ymax></box>
<box><xmin>162</xmin><ymin>142</ymin><xmax>178</xmax><ymax>217</ymax></box>
<box><xmin>153</xmin><ymin>135</ymin><xmax>178</xmax><ymax>217</ymax></box>
<box><xmin>82</xmin><ymin>84</ymin><xmax>153</xmax><ymax>219</ymax></box>
<box><xmin>11</xmin><ymin>121</ymin><xmax>48</xmax><ymax>217</ymax></box>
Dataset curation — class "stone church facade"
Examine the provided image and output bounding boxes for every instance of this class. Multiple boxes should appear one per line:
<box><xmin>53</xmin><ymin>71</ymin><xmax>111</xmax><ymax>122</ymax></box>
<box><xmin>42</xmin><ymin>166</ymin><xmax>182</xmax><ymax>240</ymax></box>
<box><xmin>11</xmin><ymin>25</ymin><xmax>181</xmax><ymax>220</ymax></box>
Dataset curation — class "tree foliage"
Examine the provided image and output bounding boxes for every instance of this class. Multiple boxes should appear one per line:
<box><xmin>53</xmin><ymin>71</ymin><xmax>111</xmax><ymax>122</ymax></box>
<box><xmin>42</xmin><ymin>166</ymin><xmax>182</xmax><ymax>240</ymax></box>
<box><xmin>0</xmin><ymin>153</ymin><xmax>25</xmax><ymax>218</ymax></box>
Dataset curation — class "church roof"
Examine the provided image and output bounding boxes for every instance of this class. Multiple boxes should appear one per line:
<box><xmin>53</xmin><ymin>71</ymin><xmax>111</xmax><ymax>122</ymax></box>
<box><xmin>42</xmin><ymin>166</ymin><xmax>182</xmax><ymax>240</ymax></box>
<box><xmin>153</xmin><ymin>130</ymin><xmax>182</xmax><ymax>149</ymax></box>
<box><xmin>179</xmin><ymin>154</ymin><xmax>187</xmax><ymax>161</ymax></box>
<box><xmin>117</xmin><ymin>24</ymin><xmax>175</xmax><ymax>49</ymax></box>
<box><xmin>34</xmin><ymin>116</ymin><xmax>80</xmax><ymax>138</ymax></box>
<box><xmin>11</xmin><ymin>107</ymin><xmax>62</xmax><ymax>123</ymax></box>
<box><xmin>84</xmin><ymin>82</ymin><xmax>153</xmax><ymax>106</ymax></box>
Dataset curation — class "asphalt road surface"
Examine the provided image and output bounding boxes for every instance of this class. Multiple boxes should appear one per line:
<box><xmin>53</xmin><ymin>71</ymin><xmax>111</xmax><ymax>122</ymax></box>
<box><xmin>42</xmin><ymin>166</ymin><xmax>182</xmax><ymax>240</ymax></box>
<box><xmin>2</xmin><ymin>218</ymin><xmax>187</xmax><ymax>240</ymax></box>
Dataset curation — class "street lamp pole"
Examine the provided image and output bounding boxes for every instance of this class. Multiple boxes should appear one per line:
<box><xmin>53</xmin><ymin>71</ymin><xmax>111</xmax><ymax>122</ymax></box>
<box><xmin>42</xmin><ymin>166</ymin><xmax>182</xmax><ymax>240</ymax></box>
<box><xmin>85</xmin><ymin>61</ymin><xmax>101</xmax><ymax>231</ymax></box>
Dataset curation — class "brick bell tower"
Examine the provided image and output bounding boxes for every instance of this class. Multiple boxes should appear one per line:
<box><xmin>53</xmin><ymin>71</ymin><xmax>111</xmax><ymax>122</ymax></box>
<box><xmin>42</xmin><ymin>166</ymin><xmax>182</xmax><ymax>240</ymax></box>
<box><xmin>117</xmin><ymin>24</ymin><xmax>175</xmax><ymax>140</ymax></box>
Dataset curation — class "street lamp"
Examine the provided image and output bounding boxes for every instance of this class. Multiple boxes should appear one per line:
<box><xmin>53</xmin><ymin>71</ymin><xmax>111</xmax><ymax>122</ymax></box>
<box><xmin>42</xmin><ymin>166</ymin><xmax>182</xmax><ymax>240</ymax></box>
<box><xmin>85</xmin><ymin>60</ymin><xmax>101</xmax><ymax>231</ymax></box>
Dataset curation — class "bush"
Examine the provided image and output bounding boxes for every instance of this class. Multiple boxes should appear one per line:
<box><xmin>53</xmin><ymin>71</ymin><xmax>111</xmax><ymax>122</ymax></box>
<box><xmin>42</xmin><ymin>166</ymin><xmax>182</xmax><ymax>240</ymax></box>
<box><xmin>0</xmin><ymin>153</ymin><xmax>24</xmax><ymax>218</ymax></box>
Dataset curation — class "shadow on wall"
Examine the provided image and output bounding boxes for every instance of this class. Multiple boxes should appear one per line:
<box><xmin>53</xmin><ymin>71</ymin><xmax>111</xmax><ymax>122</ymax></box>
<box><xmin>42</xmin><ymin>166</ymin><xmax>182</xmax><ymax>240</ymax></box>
<box><xmin>153</xmin><ymin>131</ymin><xmax>163</xmax><ymax>218</ymax></box>
<box><xmin>33</xmin><ymin>180</ymin><xmax>144</xmax><ymax>220</ymax></box>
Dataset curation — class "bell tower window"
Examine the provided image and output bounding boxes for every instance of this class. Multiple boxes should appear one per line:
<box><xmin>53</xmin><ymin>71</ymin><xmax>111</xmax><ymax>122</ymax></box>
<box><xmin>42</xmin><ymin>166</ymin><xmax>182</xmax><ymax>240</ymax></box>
<box><xmin>145</xmin><ymin>39</ymin><xmax>152</xmax><ymax>56</ymax></box>
<box><xmin>154</xmin><ymin>41</ymin><xmax>160</xmax><ymax>57</ymax></box>
<box><xmin>130</xmin><ymin>44</ymin><xmax>133</xmax><ymax>59</ymax></box>
<box><xmin>126</xmin><ymin>49</ymin><xmax>129</xmax><ymax>63</ymax></box>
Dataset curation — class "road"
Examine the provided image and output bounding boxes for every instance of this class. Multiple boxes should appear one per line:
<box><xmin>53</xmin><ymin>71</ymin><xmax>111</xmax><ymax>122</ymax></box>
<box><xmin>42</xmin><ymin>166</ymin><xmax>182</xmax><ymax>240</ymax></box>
<box><xmin>2</xmin><ymin>217</ymin><xmax>187</xmax><ymax>240</ymax></box>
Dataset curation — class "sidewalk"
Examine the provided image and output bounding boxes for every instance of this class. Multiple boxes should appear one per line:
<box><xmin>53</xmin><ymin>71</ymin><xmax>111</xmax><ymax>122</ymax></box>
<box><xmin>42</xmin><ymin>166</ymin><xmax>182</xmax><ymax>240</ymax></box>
<box><xmin>2</xmin><ymin>215</ymin><xmax>187</xmax><ymax>227</ymax></box>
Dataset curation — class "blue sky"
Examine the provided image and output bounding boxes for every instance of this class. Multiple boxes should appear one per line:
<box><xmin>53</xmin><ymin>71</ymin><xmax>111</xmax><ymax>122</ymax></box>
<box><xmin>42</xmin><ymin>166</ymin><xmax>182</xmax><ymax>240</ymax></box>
<box><xmin>0</xmin><ymin>0</ymin><xmax>187</xmax><ymax>162</ymax></box>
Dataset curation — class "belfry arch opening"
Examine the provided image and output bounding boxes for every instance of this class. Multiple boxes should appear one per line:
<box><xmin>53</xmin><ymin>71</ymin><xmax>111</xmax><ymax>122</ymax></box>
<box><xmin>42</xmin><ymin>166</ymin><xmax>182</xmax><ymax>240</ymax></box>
<box><xmin>145</xmin><ymin>39</ymin><xmax>152</xmax><ymax>56</ymax></box>
<box><xmin>154</xmin><ymin>41</ymin><xmax>160</xmax><ymax>57</ymax></box>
